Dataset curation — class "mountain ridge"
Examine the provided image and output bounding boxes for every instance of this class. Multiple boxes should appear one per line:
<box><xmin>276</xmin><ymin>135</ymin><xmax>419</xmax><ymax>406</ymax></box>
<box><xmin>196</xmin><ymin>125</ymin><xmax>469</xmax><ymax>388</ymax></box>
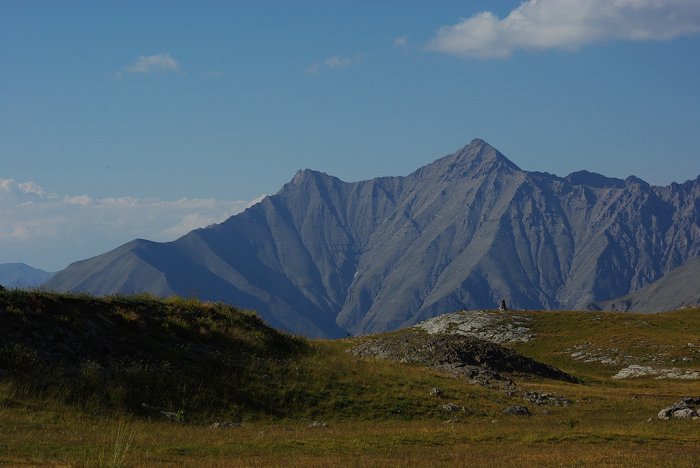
<box><xmin>45</xmin><ymin>139</ymin><xmax>700</xmax><ymax>337</ymax></box>
<box><xmin>0</xmin><ymin>263</ymin><xmax>54</xmax><ymax>288</ymax></box>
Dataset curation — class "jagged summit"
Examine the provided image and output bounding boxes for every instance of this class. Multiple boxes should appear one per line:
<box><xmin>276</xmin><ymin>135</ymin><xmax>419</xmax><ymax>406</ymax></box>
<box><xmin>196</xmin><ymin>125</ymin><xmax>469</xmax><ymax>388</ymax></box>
<box><xmin>453</xmin><ymin>138</ymin><xmax>521</xmax><ymax>170</ymax></box>
<box><xmin>410</xmin><ymin>138</ymin><xmax>521</xmax><ymax>181</ymax></box>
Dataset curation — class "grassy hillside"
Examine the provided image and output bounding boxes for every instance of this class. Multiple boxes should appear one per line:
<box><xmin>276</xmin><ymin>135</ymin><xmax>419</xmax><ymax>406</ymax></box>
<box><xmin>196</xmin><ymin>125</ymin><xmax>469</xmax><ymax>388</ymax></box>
<box><xmin>511</xmin><ymin>308</ymin><xmax>700</xmax><ymax>379</ymax></box>
<box><xmin>0</xmin><ymin>290</ymin><xmax>513</xmax><ymax>423</ymax></box>
<box><xmin>2</xmin><ymin>290</ymin><xmax>700</xmax><ymax>466</ymax></box>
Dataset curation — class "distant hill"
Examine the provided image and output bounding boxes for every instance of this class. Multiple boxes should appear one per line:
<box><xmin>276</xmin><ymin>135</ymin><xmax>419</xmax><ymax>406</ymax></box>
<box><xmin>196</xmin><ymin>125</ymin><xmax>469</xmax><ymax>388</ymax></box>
<box><xmin>593</xmin><ymin>256</ymin><xmax>700</xmax><ymax>312</ymax></box>
<box><xmin>45</xmin><ymin>139</ymin><xmax>700</xmax><ymax>337</ymax></box>
<box><xmin>0</xmin><ymin>263</ymin><xmax>53</xmax><ymax>288</ymax></box>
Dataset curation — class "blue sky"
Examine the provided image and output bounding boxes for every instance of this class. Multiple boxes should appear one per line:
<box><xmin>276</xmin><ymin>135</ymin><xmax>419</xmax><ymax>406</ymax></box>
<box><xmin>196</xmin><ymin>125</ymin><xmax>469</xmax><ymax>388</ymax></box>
<box><xmin>2</xmin><ymin>0</ymin><xmax>700</xmax><ymax>271</ymax></box>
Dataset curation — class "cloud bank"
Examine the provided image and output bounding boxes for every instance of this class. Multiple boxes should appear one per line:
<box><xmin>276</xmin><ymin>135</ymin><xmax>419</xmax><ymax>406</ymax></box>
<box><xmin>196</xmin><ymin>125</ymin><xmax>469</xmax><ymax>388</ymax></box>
<box><xmin>426</xmin><ymin>0</ymin><xmax>700</xmax><ymax>58</ymax></box>
<box><xmin>0</xmin><ymin>179</ymin><xmax>263</xmax><ymax>271</ymax></box>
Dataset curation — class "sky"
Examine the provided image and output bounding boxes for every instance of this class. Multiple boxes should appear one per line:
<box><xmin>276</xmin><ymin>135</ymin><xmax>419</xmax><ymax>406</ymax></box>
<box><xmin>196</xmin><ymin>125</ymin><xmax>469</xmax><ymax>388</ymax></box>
<box><xmin>2</xmin><ymin>0</ymin><xmax>700</xmax><ymax>271</ymax></box>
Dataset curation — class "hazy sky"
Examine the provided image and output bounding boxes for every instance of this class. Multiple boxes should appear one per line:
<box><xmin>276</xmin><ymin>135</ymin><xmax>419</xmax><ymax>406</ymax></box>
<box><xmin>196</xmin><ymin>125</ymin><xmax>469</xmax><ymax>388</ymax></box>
<box><xmin>2</xmin><ymin>0</ymin><xmax>700</xmax><ymax>271</ymax></box>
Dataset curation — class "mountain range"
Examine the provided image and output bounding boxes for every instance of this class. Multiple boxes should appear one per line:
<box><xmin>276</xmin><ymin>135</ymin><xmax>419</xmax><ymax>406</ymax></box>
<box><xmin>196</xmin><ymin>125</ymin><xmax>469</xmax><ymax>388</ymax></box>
<box><xmin>44</xmin><ymin>139</ymin><xmax>700</xmax><ymax>337</ymax></box>
<box><xmin>0</xmin><ymin>263</ymin><xmax>54</xmax><ymax>288</ymax></box>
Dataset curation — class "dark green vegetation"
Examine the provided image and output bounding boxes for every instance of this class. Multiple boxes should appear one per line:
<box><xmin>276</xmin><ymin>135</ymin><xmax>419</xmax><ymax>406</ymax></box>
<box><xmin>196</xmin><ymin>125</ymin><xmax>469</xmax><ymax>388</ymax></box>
<box><xmin>1</xmin><ymin>289</ymin><xmax>312</xmax><ymax>421</ymax></box>
<box><xmin>1</xmin><ymin>289</ymin><xmax>508</xmax><ymax>423</ymax></box>
<box><xmin>2</xmin><ymin>289</ymin><xmax>700</xmax><ymax>466</ymax></box>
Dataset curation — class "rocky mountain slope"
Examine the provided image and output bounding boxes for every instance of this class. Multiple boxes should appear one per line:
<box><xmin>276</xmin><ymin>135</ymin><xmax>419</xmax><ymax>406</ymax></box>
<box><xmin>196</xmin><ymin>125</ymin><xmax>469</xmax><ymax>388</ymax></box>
<box><xmin>45</xmin><ymin>139</ymin><xmax>700</xmax><ymax>337</ymax></box>
<box><xmin>594</xmin><ymin>255</ymin><xmax>700</xmax><ymax>312</ymax></box>
<box><xmin>0</xmin><ymin>263</ymin><xmax>53</xmax><ymax>288</ymax></box>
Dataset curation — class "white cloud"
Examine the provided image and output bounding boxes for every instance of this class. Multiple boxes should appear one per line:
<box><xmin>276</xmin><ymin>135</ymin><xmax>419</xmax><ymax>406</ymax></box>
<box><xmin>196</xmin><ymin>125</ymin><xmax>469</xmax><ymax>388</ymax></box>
<box><xmin>305</xmin><ymin>53</ymin><xmax>364</xmax><ymax>75</ymax></box>
<box><xmin>426</xmin><ymin>0</ymin><xmax>700</xmax><ymax>58</ymax></box>
<box><xmin>393</xmin><ymin>35</ymin><xmax>409</xmax><ymax>48</ymax></box>
<box><xmin>0</xmin><ymin>178</ymin><xmax>264</xmax><ymax>270</ymax></box>
<box><xmin>125</xmin><ymin>53</ymin><xmax>181</xmax><ymax>74</ymax></box>
<box><xmin>325</xmin><ymin>54</ymin><xmax>364</xmax><ymax>69</ymax></box>
<box><xmin>324</xmin><ymin>55</ymin><xmax>354</xmax><ymax>68</ymax></box>
<box><xmin>304</xmin><ymin>61</ymin><xmax>320</xmax><ymax>75</ymax></box>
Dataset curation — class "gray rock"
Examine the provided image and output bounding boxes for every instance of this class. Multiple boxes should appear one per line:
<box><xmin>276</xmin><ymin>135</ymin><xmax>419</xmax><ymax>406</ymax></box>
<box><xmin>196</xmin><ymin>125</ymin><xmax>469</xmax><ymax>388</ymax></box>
<box><xmin>350</xmin><ymin>330</ymin><xmax>579</xmax><ymax>386</ymax></box>
<box><xmin>308</xmin><ymin>421</ymin><xmax>327</xmax><ymax>428</ymax></box>
<box><xmin>430</xmin><ymin>387</ymin><xmax>443</xmax><ymax>397</ymax></box>
<box><xmin>524</xmin><ymin>391</ymin><xmax>570</xmax><ymax>406</ymax></box>
<box><xmin>614</xmin><ymin>365</ymin><xmax>700</xmax><ymax>380</ymax></box>
<box><xmin>209</xmin><ymin>421</ymin><xmax>240</xmax><ymax>429</ymax></box>
<box><xmin>503</xmin><ymin>406</ymin><xmax>529</xmax><ymax>416</ymax></box>
<box><xmin>658</xmin><ymin>397</ymin><xmax>700</xmax><ymax>420</ymax></box>
<box><xmin>673</xmin><ymin>408</ymin><xmax>695</xmax><ymax>419</ymax></box>
<box><xmin>442</xmin><ymin>403</ymin><xmax>462</xmax><ymax>412</ymax></box>
<box><xmin>415</xmin><ymin>310</ymin><xmax>533</xmax><ymax>344</ymax></box>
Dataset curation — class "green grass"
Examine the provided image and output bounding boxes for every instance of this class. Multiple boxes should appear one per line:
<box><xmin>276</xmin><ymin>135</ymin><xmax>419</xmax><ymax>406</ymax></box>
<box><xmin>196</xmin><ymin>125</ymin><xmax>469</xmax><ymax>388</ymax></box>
<box><xmin>0</xmin><ymin>289</ymin><xmax>507</xmax><ymax>423</ymax></box>
<box><xmin>510</xmin><ymin>308</ymin><xmax>700</xmax><ymax>380</ymax></box>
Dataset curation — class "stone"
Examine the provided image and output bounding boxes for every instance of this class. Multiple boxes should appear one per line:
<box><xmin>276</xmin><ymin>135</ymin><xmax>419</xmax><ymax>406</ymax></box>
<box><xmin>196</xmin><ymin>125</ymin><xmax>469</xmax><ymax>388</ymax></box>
<box><xmin>524</xmin><ymin>391</ymin><xmax>570</xmax><ymax>406</ymax></box>
<box><xmin>673</xmin><ymin>408</ymin><xmax>695</xmax><ymax>419</ymax></box>
<box><xmin>657</xmin><ymin>396</ymin><xmax>700</xmax><ymax>420</ymax></box>
<box><xmin>503</xmin><ymin>405</ymin><xmax>529</xmax><ymax>416</ymax></box>
<box><xmin>613</xmin><ymin>365</ymin><xmax>700</xmax><ymax>380</ymax></box>
<box><xmin>160</xmin><ymin>410</ymin><xmax>182</xmax><ymax>422</ymax></box>
<box><xmin>209</xmin><ymin>421</ymin><xmax>240</xmax><ymax>429</ymax></box>
<box><xmin>430</xmin><ymin>387</ymin><xmax>443</xmax><ymax>397</ymax></box>
<box><xmin>414</xmin><ymin>310</ymin><xmax>533</xmax><ymax>344</ymax></box>
<box><xmin>442</xmin><ymin>403</ymin><xmax>461</xmax><ymax>412</ymax></box>
<box><xmin>308</xmin><ymin>421</ymin><xmax>327</xmax><ymax>428</ymax></box>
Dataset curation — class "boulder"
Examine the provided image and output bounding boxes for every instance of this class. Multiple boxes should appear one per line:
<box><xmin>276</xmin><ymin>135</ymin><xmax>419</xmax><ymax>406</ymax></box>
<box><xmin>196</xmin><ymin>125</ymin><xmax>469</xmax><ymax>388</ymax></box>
<box><xmin>658</xmin><ymin>397</ymin><xmax>700</xmax><ymax>420</ymax></box>
<box><xmin>673</xmin><ymin>408</ymin><xmax>695</xmax><ymax>419</ymax></box>
<box><xmin>442</xmin><ymin>403</ymin><xmax>462</xmax><ymax>412</ymax></box>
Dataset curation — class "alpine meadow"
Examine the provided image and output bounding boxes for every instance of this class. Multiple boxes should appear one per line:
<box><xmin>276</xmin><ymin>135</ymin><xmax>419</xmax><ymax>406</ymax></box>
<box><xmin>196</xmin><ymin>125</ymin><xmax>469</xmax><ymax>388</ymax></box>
<box><xmin>2</xmin><ymin>1</ymin><xmax>700</xmax><ymax>466</ymax></box>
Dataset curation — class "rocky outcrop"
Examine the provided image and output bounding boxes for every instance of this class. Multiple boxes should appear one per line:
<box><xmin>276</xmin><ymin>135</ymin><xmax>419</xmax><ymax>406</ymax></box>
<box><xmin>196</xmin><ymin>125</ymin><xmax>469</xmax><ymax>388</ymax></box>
<box><xmin>350</xmin><ymin>329</ymin><xmax>579</xmax><ymax>385</ymax></box>
<box><xmin>414</xmin><ymin>310</ymin><xmax>533</xmax><ymax>344</ymax></box>
<box><xmin>658</xmin><ymin>398</ymin><xmax>700</xmax><ymax>420</ymax></box>
<box><xmin>502</xmin><ymin>405</ymin><xmax>530</xmax><ymax>416</ymax></box>
<box><xmin>612</xmin><ymin>365</ymin><xmax>700</xmax><ymax>380</ymax></box>
<box><xmin>524</xmin><ymin>391</ymin><xmax>570</xmax><ymax>406</ymax></box>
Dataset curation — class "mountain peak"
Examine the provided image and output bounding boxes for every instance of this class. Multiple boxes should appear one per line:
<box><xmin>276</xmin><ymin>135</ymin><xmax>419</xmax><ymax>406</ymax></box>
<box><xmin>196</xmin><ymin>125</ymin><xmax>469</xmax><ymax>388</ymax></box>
<box><xmin>412</xmin><ymin>138</ymin><xmax>521</xmax><ymax>180</ymax></box>
<box><xmin>455</xmin><ymin>138</ymin><xmax>521</xmax><ymax>170</ymax></box>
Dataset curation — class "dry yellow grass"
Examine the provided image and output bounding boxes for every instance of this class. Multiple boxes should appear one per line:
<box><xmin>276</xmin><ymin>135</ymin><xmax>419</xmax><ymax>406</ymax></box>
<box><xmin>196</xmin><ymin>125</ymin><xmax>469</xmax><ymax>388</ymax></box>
<box><xmin>3</xmin><ymin>373</ymin><xmax>700</xmax><ymax>467</ymax></box>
